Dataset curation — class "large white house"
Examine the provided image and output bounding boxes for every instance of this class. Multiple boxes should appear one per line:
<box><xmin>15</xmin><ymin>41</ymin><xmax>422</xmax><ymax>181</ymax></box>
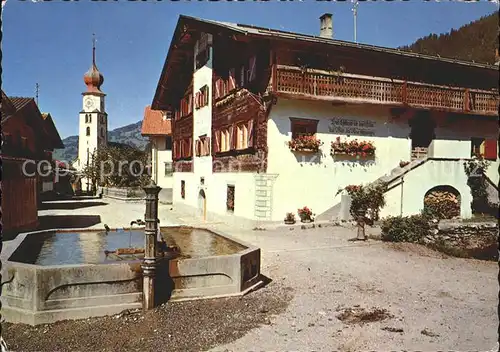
<box><xmin>141</xmin><ymin>105</ymin><xmax>173</xmax><ymax>204</ymax></box>
<box><xmin>72</xmin><ymin>37</ymin><xmax>108</xmax><ymax>192</ymax></box>
<box><xmin>151</xmin><ymin>14</ymin><xmax>499</xmax><ymax>227</ymax></box>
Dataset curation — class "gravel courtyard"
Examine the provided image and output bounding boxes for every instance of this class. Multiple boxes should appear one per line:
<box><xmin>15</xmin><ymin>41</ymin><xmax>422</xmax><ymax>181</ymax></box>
<box><xmin>3</xmin><ymin>198</ymin><xmax>498</xmax><ymax>351</ymax></box>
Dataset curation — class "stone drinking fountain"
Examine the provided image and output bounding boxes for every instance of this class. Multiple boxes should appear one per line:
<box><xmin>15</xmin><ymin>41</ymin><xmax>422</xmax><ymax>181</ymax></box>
<box><xmin>1</xmin><ymin>179</ymin><xmax>263</xmax><ymax>325</ymax></box>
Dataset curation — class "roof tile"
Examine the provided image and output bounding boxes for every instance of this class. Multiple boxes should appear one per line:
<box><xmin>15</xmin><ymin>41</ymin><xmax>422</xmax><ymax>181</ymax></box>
<box><xmin>141</xmin><ymin>105</ymin><xmax>172</xmax><ymax>136</ymax></box>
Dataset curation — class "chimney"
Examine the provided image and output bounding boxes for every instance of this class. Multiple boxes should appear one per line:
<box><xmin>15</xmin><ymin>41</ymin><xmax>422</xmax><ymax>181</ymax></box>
<box><xmin>319</xmin><ymin>13</ymin><xmax>333</xmax><ymax>39</ymax></box>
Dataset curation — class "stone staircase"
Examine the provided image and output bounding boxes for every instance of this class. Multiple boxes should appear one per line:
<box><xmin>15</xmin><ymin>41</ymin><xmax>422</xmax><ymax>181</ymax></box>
<box><xmin>315</xmin><ymin>158</ymin><xmax>428</xmax><ymax>221</ymax></box>
<box><xmin>484</xmin><ymin>174</ymin><xmax>499</xmax><ymax>205</ymax></box>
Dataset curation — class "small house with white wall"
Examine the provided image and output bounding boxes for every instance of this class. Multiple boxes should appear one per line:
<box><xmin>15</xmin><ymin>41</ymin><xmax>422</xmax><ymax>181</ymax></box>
<box><xmin>141</xmin><ymin>105</ymin><xmax>173</xmax><ymax>204</ymax></box>
<box><xmin>151</xmin><ymin>14</ymin><xmax>499</xmax><ymax>227</ymax></box>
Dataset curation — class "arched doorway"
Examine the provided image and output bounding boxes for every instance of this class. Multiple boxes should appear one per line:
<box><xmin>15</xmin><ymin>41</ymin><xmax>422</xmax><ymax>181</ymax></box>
<box><xmin>424</xmin><ymin>185</ymin><xmax>461</xmax><ymax>219</ymax></box>
<box><xmin>198</xmin><ymin>189</ymin><xmax>207</xmax><ymax>221</ymax></box>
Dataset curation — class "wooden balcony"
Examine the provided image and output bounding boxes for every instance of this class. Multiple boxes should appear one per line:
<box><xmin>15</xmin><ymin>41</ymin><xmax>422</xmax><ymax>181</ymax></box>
<box><xmin>271</xmin><ymin>65</ymin><xmax>499</xmax><ymax>116</ymax></box>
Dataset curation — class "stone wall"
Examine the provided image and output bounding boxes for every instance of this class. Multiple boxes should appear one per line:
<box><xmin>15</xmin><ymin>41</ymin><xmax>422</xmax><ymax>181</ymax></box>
<box><xmin>101</xmin><ymin>187</ymin><xmax>146</xmax><ymax>200</ymax></box>
<box><xmin>423</xmin><ymin>221</ymin><xmax>498</xmax><ymax>249</ymax></box>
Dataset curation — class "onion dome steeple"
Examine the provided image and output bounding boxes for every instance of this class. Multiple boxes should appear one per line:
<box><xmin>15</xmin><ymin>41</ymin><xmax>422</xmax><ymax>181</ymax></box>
<box><xmin>83</xmin><ymin>34</ymin><xmax>104</xmax><ymax>94</ymax></box>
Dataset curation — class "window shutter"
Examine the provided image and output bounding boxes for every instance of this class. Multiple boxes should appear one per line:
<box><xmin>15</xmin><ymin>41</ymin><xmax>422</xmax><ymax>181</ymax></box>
<box><xmin>195</xmin><ymin>140</ymin><xmax>199</xmax><ymax>157</ymax></box>
<box><xmin>229</xmin><ymin>125</ymin><xmax>236</xmax><ymax>150</ymax></box>
<box><xmin>215</xmin><ymin>80</ymin><xmax>220</xmax><ymax>99</ymax></box>
<box><xmin>194</xmin><ymin>92</ymin><xmax>199</xmax><ymax>109</ymax></box>
<box><xmin>484</xmin><ymin>139</ymin><xmax>498</xmax><ymax>160</ymax></box>
<box><xmin>214</xmin><ymin>131</ymin><xmax>220</xmax><ymax>153</ymax></box>
<box><xmin>205</xmin><ymin>137</ymin><xmax>211</xmax><ymax>156</ymax></box>
<box><xmin>248</xmin><ymin>56</ymin><xmax>256</xmax><ymax>82</ymax></box>
<box><xmin>204</xmin><ymin>86</ymin><xmax>209</xmax><ymax>106</ymax></box>
<box><xmin>247</xmin><ymin>119</ymin><xmax>254</xmax><ymax>147</ymax></box>
<box><xmin>201</xmin><ymin>138</ymin><xmax>206</xmax><ymax>156</ymax></box>
<box><xmin>188</xmin><ymin>138</ymin><xmax>192</xmax><ymax>157</ymax></box>
<box><xmin>221</xmin><ymin>79</ymin><xmax>226</xmax><ymax>97</ymax></box>
<box><xmin>229</xmin><ymin>69</ymin><xmax>236</xmax><ymax>90</ymax></box>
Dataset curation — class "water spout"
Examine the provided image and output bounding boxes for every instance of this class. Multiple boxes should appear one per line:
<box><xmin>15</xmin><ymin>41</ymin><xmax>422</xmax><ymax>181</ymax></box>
<box><xmin>130</xmin><ymin>219</ymin><xmax>145</xmax><ymax>227</ymax></box>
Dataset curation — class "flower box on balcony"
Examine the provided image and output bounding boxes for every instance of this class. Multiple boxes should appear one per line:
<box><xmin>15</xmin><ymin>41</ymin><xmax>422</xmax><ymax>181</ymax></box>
<box><xmin>330</xmin><ymin>137</ymin><xmax>376</xmax><ymax>161</ymax></box>
<box><xmin>332</xmin><ymin>153</ymin><xmax>375</xmax><ymax>162</ymax></box>
<box><xmin>288</xmin><ymin>135</ymin><xmax>323</xmax><ymax>153</ymax></box>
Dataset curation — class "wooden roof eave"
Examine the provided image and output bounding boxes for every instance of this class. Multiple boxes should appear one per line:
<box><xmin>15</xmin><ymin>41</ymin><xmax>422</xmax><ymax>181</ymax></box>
<box><xmin>40</xmin><ymin>113</ymin><xmax>64</xmax><ymax>149</ymax></box>
<box><xmin>264</xmin><ymin>34</ymin><xmax>498</xmax><ymax>72</ymax></box>
<box><xmin>152</xmin><ymin>16</ymin><xmax>248</xmax><ymax>110</ymax></box>
<box><xmin>21</xmin><ymin>101</ymin><xmax>60</xmax><ymax>149</ymax></box>
<box><xmin>264</xmin><ymin>35</ymin><xmax>499</xmax><ymax>89</ymax></box>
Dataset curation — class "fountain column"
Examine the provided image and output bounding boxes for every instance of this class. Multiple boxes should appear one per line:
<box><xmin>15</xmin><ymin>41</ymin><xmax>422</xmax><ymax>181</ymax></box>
<box><xmin>142</xmin><ymin>179</ymin><xmax>162</xmax><ymax>311</ymax></box>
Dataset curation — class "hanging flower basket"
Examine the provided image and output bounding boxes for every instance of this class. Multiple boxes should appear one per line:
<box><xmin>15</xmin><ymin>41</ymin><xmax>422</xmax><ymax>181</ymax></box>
<box><xmin>288</xmin><ymin>135</ymin><xmax>323</xmax><ymax>153</ymax></box>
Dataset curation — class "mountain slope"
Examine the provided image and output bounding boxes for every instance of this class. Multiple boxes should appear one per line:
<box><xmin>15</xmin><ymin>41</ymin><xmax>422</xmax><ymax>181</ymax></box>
<box><xmin>400</xmin><ymin>12</ymin><xmax>499</xmax><ymax>65</ymax></box>
<box><xmin>53</xmin><ymin>121</ymin><xmax>148</xmax><ymax>162</ymax></box>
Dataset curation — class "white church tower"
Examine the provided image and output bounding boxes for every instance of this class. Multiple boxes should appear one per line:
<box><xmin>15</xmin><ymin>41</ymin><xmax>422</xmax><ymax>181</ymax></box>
<box><xmin>74</xmin><ymin>35</ymin><xmax>108</xmax><ymax>192</ymax></box>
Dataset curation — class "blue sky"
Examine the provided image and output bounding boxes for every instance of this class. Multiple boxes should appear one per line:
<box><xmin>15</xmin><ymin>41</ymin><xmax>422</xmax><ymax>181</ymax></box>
<box><xmin>2</xmin><ymin>0</ymin><xmax>498</xmax><ymax>139</ymax></box>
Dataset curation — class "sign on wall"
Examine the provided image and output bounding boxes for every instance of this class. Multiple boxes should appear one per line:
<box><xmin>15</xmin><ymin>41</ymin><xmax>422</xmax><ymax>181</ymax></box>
<box><xmin>329</xmin><ymin>118</ymin><xmax>376</xmax><ymax>136</ymax></box>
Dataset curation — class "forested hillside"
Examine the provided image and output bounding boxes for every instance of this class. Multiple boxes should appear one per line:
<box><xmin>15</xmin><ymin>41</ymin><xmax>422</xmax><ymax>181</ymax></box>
<box><xmin>400</xmin><ymin>12</ymin><xmax>499</xmax><ymax>65</ymax></box>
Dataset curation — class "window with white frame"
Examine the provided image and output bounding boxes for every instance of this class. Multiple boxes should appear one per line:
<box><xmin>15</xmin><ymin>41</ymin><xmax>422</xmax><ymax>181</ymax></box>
<box><xmin>164</xmin><ymin>162</ymin><xmax>173</xmax><ymax>176</ymax></box>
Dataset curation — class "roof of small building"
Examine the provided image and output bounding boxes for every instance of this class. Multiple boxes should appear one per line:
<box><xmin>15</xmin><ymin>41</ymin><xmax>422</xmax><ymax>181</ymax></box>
<box><xmin>40</xmin><ymin>112</ymin><xmax>64</xmax><ymax>149</ymax></box>
<box><xmin>9</xmin><ymin>96</ymin><xmax>34</xmax><ymax>111</ymax></box>
<box><xmin>1</xmin><ymin>93</ymin><xmax>64</xmax><ymax>149</ymax></box>
<box><xmin>141</xmin><ymin>105</ymin><xmax>171</xmax><ymax>136</ymax></box>
<box><xmin>1</xmin><ymin>91</ymin><xmax>17</xmax><ymax>122</ymax></box>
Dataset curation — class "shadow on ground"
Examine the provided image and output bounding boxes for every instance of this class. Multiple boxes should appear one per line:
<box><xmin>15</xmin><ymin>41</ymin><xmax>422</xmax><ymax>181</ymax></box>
<box><xmin>38</xmin><ymin>215</ymin><xmax>102</xmax><ymax>230</ymax></box>
<box><xmin>39</xmin><ymin>201</ymin><xmax>108</xmax><ymax>210</ymax></box>
<box><xmin>3</xmin><ymin>215</ymin><xmax>102</xmax><ymax>241</ymax></box>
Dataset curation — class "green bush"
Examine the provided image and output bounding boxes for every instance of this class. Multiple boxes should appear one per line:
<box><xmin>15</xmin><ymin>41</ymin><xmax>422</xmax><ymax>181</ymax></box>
<box><xmin>381</xmin><ymin>214</ymin><xmax>431</xmax><ymax>243</ymax></box>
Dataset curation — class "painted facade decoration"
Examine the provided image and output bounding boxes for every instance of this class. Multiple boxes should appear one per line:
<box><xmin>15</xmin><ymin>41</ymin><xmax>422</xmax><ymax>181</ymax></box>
<box><xmin>151</xmin><ymin>15</ymin><xmax>499</xmax><ymax>227</ymax></box>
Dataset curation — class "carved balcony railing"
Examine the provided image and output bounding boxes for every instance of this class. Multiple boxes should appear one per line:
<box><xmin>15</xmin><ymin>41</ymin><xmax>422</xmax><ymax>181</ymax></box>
<box><xmin>271</xmin><ymin>65</ymin><xmax>499</xmax><ymax>116</ymax></box>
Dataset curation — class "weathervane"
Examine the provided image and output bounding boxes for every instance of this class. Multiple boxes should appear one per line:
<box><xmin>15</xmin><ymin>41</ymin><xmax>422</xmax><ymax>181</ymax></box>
<box><xmin>352</xmin><ymin>0</ymin><xmax>359</xmax><ymax>43</ymax></box>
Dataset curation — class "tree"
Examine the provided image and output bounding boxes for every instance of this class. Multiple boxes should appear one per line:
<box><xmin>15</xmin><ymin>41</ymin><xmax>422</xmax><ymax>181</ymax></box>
<box><xmin>82</xmin><ymin>144</ymin><xmax>151</xmax><ymax>189</ymax></box>
<box><xmin>400</xmin><ymin>13</ymin><xmax>498</xmax><ymax>64</ymax></box>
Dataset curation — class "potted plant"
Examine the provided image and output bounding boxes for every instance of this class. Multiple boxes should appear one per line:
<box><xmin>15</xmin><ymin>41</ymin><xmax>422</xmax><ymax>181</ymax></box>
<box><xmin>297</xmin><ymin>206</ymin><xmax>313</xmax><ymax>223</ymax></box>
<box><xmin>288</xmin><ymin>135</ymin><xmax>323</xmax><ymax>153</ymax></box>
<box><xmin>399</xmin><ymin>160</ymin><xmax>410</xmax><ymax>168</ymax></box>
<box><xmin>284</xmin><ymin>212</ymin><xmax>296</xmax><ymax>225</ymax></box>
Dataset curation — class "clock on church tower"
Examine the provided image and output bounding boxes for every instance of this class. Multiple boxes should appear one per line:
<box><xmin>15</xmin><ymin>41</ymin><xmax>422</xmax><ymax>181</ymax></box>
<box><xmin>85</xmin><ymin>97</ymin><xmax>95</xmax><ymax>110</ymax></box>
